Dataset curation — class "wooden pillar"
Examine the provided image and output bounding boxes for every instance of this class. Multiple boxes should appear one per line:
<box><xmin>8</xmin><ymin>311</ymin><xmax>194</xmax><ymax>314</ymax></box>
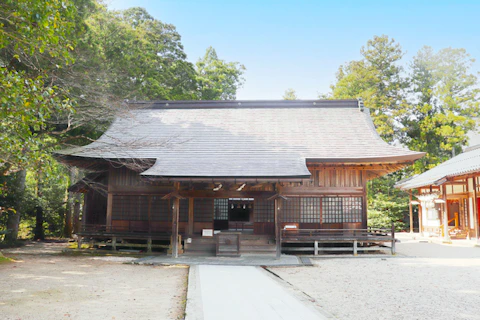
<box><xmin>391</xmin><ymin>222</ymin><xmax>396</xmax><ymax>255</ymax></box>
<box><xmin>473</xmin><ymin>176</ymin><xmax>479</xmax><ymax>240</ymax></box>
<box><xmin>81</xmin><ymin>193</ymin><xmax>87</xmax><ymax>229</ymax></box>
<box><xmin>418</xmin><ymin>188</ymin><xmax>423</xmax><ymax>236</ymax></box>
<box><xmin>465</xmin><ymin>180</ymin><xmax>471</xmax><ymax>240</ymax></box>
<box><xmin>147</xmin><ymin>196</ymin><xmax>152</xmax><ymax>233</ymax></box>
<box><xmin>188</xmin><ymin>198</ymin><xmax>194</xmax><ymax>236</ymax></box>
<box><xmin>147</xmin><ymin>237</ymin><xmax>152</xmax><ymax>253</ymax></box>
<box><xmin>106</xmin><ymin>193</ymin><xmax>113</xmax><ymax>230</ymax></box>
<box><xmin>172</xmin><ymin>197</ymin><xmax>180</xmax><ymax>258</ymax></box>
<box><xmin>274</xmin><ymin>198</ymin><xmax>281</xmax><ymax>259</ymax></box>
<box><xmin>362</xmin><ymin>180</ymin><xmax>368</xmax><ymax>228</ymax></box>
<box><xmin>442</xmin><ymin>185</ymin><xmax>451</xmax><ymax>242</ymax></box>
<box><xmin>409</xmin><ymin>193</ymin><xmax>413</xmax><ymax>233</ymax></box>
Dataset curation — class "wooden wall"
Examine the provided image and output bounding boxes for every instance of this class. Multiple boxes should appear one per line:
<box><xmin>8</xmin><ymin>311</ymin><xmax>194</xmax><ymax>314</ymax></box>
<box><xmin>103</xmin><ymin>165</ymin><xmax>368</xmax><ymax>233</ymax></box>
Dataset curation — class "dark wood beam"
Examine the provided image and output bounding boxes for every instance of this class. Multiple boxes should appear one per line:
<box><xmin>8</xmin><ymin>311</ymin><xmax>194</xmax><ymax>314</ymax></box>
<box><xmin>171</xmin><ymin>182</ymin><xmax>180</xmax><ymax>258</ymax></box>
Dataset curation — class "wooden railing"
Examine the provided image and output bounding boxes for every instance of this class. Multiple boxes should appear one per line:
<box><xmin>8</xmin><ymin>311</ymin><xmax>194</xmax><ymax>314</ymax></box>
<box><xmin>281</xmin><ymin>227</ymin><xmax>394</xmax><ymax>240</ymax></box>
<box><xmin>79</xmin><ymin>224</ymin><xmax>172</xmax><ymax>235</ymax></box>
<box><xmin>76</xmin><ymin>224</ymin><xmax>180</xmax><ymax>253</ymax></box>
<box><xmin>440</xmin><ymin>212</ymin><xmax>459</xmax><ymax>236</ymax></box>
<box><xmin>281</xmin><ymin>224</ymin><xmax>396</xmax><ymax>255</ymax></box>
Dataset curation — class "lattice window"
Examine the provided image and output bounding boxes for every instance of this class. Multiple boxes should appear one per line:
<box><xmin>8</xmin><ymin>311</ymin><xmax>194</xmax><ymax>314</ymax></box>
<box><xmin>112</xmin><ymin>195</ymin><xmax>149</xmax><ymax>221</ymax></box>
<box><xmin>179</xmin><ymin>199</ymin><xmax>189</xmax><ymax>222</ymax></box>
<box><xmin>321</xmin><ymin>197</ymin><xmax>363</xmax><ymax>223</ymax></box>
<box><xmin>214</xmin><ymin>199</ymin><xmax>229</xmax><ymax>220</ymax></box>
<box><xmin>343</xmin><ymin>197</ymin><xmax>363</xmax><ymax>223</ymax></box>
<box><xmin>300</xmin><ymin>198</ymin><xmax>321</xmax><ymax>223</ymax></box>
<box><xmin>151</xmin><ymin>196</ymin><xmax>171</xmax><ymax>221</ymax></box>
<box><xmin>194</xmin><ymin>198</ymin><xmax>213</xmax><ymax>222</ymax></box>
<box><xmin>322</xmin><ymin>197</ymin><xmax>343</xmax><ymax>223</ymax></box>
<box><xmin>282</xmin><ymin>198</ymin><xmax>301</xmax><ymax>223</ymax></box>
<box><xmin>254</xmin><ymin>199</ymin><xmax>274</xmax><ymax>222</ymax></box>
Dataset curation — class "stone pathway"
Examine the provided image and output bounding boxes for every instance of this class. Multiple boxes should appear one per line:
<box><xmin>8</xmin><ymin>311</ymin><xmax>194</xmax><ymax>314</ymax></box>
<box><xmin>135</xmin><ymin>253</ymin><xmax>302</xmax><ymax>266</ymax></box>
<box><xmin>185</xmin><ymin>265</ymin><xmax>330</xmax><ymax>320</ymax></box>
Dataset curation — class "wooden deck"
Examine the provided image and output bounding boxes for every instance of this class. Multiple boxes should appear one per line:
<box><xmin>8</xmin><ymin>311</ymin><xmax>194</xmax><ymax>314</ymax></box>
<box><xmin>281</xmin><ymin>226</ymin><xmax>396</xmax><ymax>255</ymax></box>
<box><xmin>76</xmin><ymin>224</ymin><xmax>396</xmax><ymax>256</ymax></box>
<box><xmin>76</xmin><ymin>224</ymin><xmax>178</xmax><ymax>253</ymax></box>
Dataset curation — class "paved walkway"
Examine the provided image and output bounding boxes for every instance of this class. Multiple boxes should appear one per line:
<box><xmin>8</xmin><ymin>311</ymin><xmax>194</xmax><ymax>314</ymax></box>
<box><xmin>185</xmin><ymin>265</ymin><xmax>330</xmax><ymax>320</ymax></box>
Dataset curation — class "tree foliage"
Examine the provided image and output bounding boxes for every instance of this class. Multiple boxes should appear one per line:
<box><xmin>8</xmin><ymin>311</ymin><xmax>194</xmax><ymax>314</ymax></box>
<box><xmin>326</xmin><ymin>35</ymin><xmax>479</xmax><ymax>230</ymax></box>
<box><xmin>195</xmin><ymin>47</ymin><xmax>245</xmax><ymax>100</ymax></box>
<box><xmin>283</xmin><ymin>88</ymin><xmax>298</xmax><ymax>100</ymax></box>
<box><xmin>330</xmin><ymin>35</ymin><xmax>407</xmax><ymax>142</ymax></box>
<box><xmin>0</xmin><ymin>0</ymin><xmax>85</xmax><ymax>174</ymax></box>
<box><xmin>400</xmin><ymin>46</ymin><xmax>479</xmax><ymax>172</ymax></box>
<box><xmin>367</xmin><ymin>175</ymin><xmax>408</xmax><ymax>231</ymax></box>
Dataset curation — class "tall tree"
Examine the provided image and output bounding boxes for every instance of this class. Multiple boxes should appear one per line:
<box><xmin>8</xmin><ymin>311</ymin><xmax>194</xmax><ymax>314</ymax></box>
<box><xmin>0</xmin><ymin>0</ymin><xmax>87</xmax><ymax>174</ymax></box>
<box><xmin>401</xmin><ymin>46</ymin><xmax>479</xmax><ymax>172</ymax></box>
<box><xmin>283</xmin><ymin>88</ymin><xmax>298</xmax><ymax>100</ymax></box>
<box><xmin>195</xmin><ymin>47</ymin><xmax>245</xmax><ymax>100</ymax></box>
<box><xmin>330</xmin><ymin>35</ymin><xmax>407</xmax><ymax>142</ymax></box>
<box><xmin>0</xmin><ymin>0</ymin><xmax>90</xmax><ymax>242</ymax></box>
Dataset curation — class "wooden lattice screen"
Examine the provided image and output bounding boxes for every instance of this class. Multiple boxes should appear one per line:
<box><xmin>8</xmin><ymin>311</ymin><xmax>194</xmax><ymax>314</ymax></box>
<box><xmin>194</xmin><ymin>198</ymin><xmax>214</xmax><ymax>222</ymax></box>
<box><xmin>214</xmin><ymin>199</ymin><xmax>229</xmax><ymax>220</ymax></box>
<box><xmin>254</xmin><ymin>199</ymin><xmax>274</xmax><ymax>222</ymax></box>
<box><xmin>111</xmin><ymin>195</ymin><xmax>149</xmax><ymax>221</ymax></box>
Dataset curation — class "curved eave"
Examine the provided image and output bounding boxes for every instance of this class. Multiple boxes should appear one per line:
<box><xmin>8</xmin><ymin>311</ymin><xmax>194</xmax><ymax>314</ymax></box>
<box><xmin>398</xmin><ymin>167</ymin><xmax>480</xmax><ymax>190</ymax></box>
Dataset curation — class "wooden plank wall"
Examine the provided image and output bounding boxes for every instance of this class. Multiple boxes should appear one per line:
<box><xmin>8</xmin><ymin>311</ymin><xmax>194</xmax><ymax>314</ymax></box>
<box><xmin>104</xmin><ymin>165</ymin><xmax>369</xmax><ymax>232</ymax></box>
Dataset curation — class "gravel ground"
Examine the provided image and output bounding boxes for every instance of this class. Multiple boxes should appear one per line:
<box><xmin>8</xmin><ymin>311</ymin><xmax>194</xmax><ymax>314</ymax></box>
<box><xmin>0</xmin><ymin>242</ymin><xmax>188</xmax><ymax>320</ymax></box>
<box><xmin>270</xmin><ymin>239</ymin><xmax>480</xmax><ymax>320</ymax></box>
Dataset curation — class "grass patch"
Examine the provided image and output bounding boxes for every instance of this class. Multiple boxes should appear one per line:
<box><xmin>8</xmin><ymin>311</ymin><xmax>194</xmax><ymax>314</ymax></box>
<box><xmin>67</xmin><ymin>242</ymin><xmax>90</xmax><ymax>249</ymax></box>
<box><xmin>0</xmin><ymin>253</ymin><xmax>13</xmax><ymax>264</ymax></box>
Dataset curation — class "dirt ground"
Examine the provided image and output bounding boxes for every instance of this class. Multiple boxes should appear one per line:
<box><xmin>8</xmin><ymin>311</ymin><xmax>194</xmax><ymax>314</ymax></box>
<box><xmin>270</xmin><ymin>237</ymin><xmax>480</xmax><ymax>320</ymax></box>
<box><xmin>0</xmin><ymin>241</ymin><xmax>188</xmax><ymax>320</ymax></box>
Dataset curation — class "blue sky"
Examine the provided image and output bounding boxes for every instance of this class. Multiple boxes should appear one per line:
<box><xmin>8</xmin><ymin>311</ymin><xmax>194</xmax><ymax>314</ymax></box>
<box><xmin>108</xmin><ymin>0</ymin><xmax>480</xmax><ymax>100</ymax></box>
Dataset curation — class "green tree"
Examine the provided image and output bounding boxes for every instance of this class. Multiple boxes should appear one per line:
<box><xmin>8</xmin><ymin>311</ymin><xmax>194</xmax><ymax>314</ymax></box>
<box><xmin>329</xmin><ymin>35</ymin><xmax>407</xmax><ymax>142</ymax></box>
<box><xmin>0</xmin><ymin>0</ymin><xmax>88</xmax><ymax>242</ymax></box>
<box><xmin>400</xmin><ymin>46</ymin><xmax>480</xmax><ymax>172</ymax></box>
<box><xmin>367</xmin><ymin>174</ymin><xmax>409</xmax><ymax>231</ymax></box>
<box><xmin>196</xmin><ymin>47</ymin><xmax>245</xmax><ymax>100</ymax></box>
<box><xmin>0</xmin><ymin>0</ymin><xmax>84</xmax><ymax>173</ymax></box>
<box><xmin>283</xmin><ymin>88</ymin><xmax>298</xmax><ymax>100</ymax></box>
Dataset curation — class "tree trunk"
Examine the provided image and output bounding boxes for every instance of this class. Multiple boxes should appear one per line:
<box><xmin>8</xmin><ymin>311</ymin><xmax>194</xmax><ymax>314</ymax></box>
<box><xmin>34</xmin><ymin>206</ymin><xmax>45</xmax><ymax>240</ymax></box>
<box><xmin>5</xmin><ymin>170</ymin><xmax>26</xmax><ymax>243</ymax></box>
<box><xmin>34</xmin><ymin>168</ymin><xmax>45</xmax><ymax>241</ymax></box>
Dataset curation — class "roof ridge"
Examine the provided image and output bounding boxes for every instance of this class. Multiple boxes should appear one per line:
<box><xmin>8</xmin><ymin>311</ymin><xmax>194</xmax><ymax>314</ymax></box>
<box><xmin>125</xmin><ymin>99</ymin><xmax>360</xmax><ymax>109</ymax></box>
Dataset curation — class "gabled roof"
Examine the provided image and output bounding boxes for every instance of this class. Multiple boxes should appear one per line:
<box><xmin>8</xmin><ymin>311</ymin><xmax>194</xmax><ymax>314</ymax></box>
<box><xmin>57</xmin><ymin>100</ymin><xmax>424</xmax><ymax>179</ymax></box>
<box><xmin>396</xmin><ymin>144</ymin><xmax>480</xmax><ymax>190</ymax></box>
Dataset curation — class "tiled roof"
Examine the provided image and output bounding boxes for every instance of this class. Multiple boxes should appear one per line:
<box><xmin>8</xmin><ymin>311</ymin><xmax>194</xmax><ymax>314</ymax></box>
<box><xmin>57</xmin><ymin>100</ymin><xmax>424</xmax><ymax>178</ymax></box>
<box><xmin>396</xmin><ymin>144</ymin><xmax>480</xmax><ymax>190</ymax></box>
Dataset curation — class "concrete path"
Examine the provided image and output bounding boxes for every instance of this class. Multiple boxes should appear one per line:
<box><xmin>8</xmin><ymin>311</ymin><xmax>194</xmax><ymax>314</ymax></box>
<box><xmin>185</xmin><ymin>265</ymin><xmax>330</xmax><ymax>320</ymax></box>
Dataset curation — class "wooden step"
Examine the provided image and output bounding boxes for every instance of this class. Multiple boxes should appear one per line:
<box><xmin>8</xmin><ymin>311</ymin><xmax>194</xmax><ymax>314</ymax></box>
<box><xmin>183</xmin><ymin>243</ymin><xmax>216</xmax><ymax>253</ymax></box>
<box><xmin>241</xmin><ymin>239</ymin><xmax>274</xmax><ymax>246</ymax></box>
